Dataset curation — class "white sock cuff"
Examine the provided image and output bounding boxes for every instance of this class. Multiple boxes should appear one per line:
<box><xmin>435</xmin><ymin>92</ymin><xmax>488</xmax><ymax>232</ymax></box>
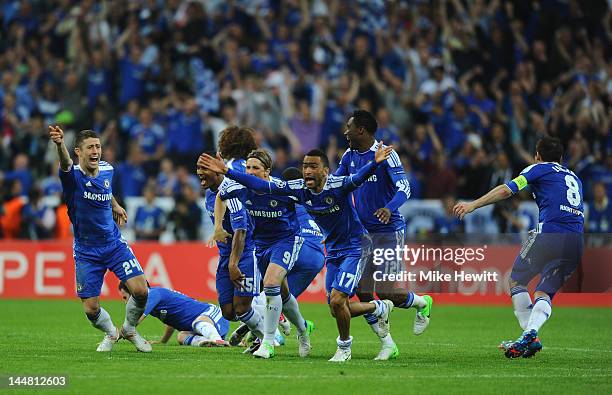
<box><xmin>336</xmin><ymin>336</ymin><xmax>353</xmax><ymax>348</ymax></box>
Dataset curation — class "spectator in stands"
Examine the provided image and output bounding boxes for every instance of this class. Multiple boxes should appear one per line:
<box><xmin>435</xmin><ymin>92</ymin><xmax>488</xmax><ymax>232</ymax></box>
<box><xmin>156</xmin><ymin>158</ymin><xmax>178</xmax><ymax>197</ymax></box>
<box><xmin>134</xmin><ymin>186</ymin><xmax>166</xmax><ymax>241</ymax></box>
<box><xmin>20</xmin><ymin>187</ymin><xmax>55</xmax><ymax>240</ymax></box>
<box><xmin>2</xmin><ymin>154</ymin><xmax>33</xmax><ymax>196</ymax></box>
<box><xmin>0</xmin><ymin>180</ymin><xmax>26</xmax><ymax>239</ymax></box>
<box><xmin>166</xmin><ymin>96</ymin><xmax>207</xmax><ymax>168</ymax></box>
<box><xmin>116</xmin><ymin>143</ymin><xmax>147</xmax><ymax>199</ymax></box>
<box><xmin>425</xmin><ymin>152</ymin><xmax>457</xmax><ymax>199</ymax></box>
<box><xmin>131</xmin><ymin>107</ymin><xmax>165</xmax><ymax>176</ymax></box>
<box><xmin>433</xmin><ymin>195</ymin><xmax>464</xmax><ymax>234</ymax></box>
<box><xmin>0</xmin><ymin>0</ymin><xmax>609</xmax><ymax>238</ymax></box>
<box><xmin>493</xmin><ymin>198</ymin><xmax>534</xmax><ymax>234</ymax></box>
<box><xmin>587</xmin><ymin>182</ymin><xmax>611</xmax><ymax>233</ymax></box>
<box><xmin>168</xmin><ymin>185</ymin><xmax>202</xmax><ymax>241</ymax></box>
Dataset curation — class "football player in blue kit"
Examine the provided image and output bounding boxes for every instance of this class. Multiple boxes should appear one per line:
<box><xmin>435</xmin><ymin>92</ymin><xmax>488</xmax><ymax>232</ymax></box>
<box><xmin>281</xmin><ymin>167</ymin><xmax>326</xmax><ymax>299</ymax></box>
<box><xmin>118</xmin><ymin>282</ymin><xmax>230</xmax><ymax>347</ymax></box>
<box><xmin>454</xmin><ymin>136</ymin><xmax>584</xmax><ymax>358</ymax></box>
<box><xmin>48</xmin><ymin>126</ymin><xmax>151</xmax><ymax>353</ymax></box>
<box><xmin>198</xmin><ymin>144</ymin><xmax>396</xmax><ymax>362</ymax></box>
<box><xmin>336</xmin><ymin>110</ymin><xmax>433</xmax><ymax>360</ymax></box>
<box><xmin>196</xmin><ymin>155</ymin><xmax>266</xmax><ymax>346</ymax></box>
<box><xmin>215</xmin><ymin>150</ymin><xmax>315</xmax><ymax>359</ymax></box>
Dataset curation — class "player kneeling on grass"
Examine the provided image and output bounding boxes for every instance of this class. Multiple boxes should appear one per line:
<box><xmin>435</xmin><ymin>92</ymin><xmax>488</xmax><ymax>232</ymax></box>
<box><xmin>118</xmin><ymin>282</ymin><xmax>230</xmax><ymax>347</ymax></box>
<box><xmin>454</xmin><ymin>136</ymin><xmax>584</xmax><ymax>358</ymax></box>
<box><xmin>49</xmin><ymin>125</ymin><xmax>150</xmax><ymax>353</ymax></box>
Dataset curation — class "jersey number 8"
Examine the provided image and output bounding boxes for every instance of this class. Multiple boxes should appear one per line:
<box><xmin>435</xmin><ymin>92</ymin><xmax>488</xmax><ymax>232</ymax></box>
<box><xmin>564</xmin><ymin>175</ymin><xmax>581</xmax><ymax>207</ymax></box>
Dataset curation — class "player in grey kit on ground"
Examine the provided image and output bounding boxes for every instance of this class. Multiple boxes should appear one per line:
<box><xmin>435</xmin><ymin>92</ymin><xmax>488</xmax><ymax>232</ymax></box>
<box><xmin>49</xmin><ymin>125</ymin><xmax>150</xmax><ymax>352</ymax></box>
<box><xmin>199</xmin><ymin>143</ymin><xmax>397</xmax><ymax>362</ymax></box>
<box><xmin>454</xmin><ymin>136</ymin><xmax>584</xmax><ymax>358</ymax></box>
<box><xmin>336</xmin><ymin>110</ymin><xmax>433</xmax><ymax>360</ymax></box>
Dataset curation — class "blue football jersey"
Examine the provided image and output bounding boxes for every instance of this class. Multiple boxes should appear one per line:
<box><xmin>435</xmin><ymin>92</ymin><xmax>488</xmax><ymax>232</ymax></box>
<box><xmin>59</xmin><ymin>161</ymin><xmax>121</xmax><ymax>246</ymax></box>
<box><xmin>220</xmin><ymin>176</ymin><xmax>300</xmax><ymax>246</ymax></box>
<box><xmin>335</xmin><ymin>142</ymin><xmax>410</xmax><ymax>233</ymax></box>
<box><xmin>295</xmin><ymin>204</ymin><xmax>324</xmax><ymax>243</ymax></box>
<box><xmin>205</xmin><ymin>179</ymin><xmax>255</xmax><ymax>257</ymax></box>
<box><xmin>143</xmin><ymin>287</ymin><xmax>224</xmax><ymax>332</ymax></box>
<box><xmin>227</xmin><ymin>158</ymin><xmax>246</xmax><ymax>173</ymax></box>
<box><xmin>505</xmin><ymin>162</ymin><xmax>584</xmax><ymax>233</ymax></box>
<box><xmin>225</xmin><ymin>160</ymin><xmax>382</xmax><ymax>253</ymax></box>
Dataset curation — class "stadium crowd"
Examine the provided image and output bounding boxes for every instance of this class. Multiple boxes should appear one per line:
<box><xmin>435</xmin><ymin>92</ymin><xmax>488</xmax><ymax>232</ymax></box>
<box><xmin>0</xmin><ymin>0</ymin><xmax>610</xmax><ymax>240</ymax></box>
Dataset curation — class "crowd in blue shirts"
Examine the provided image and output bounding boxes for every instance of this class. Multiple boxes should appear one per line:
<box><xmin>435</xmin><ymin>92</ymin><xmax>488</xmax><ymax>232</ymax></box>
<box><xmin>0</xmin><ymin>0</ymin><xmax>610</xmax><ymax>239</ymax></box>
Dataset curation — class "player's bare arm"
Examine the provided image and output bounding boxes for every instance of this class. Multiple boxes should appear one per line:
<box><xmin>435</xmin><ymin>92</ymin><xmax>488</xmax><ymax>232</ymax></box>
<box><xmin>212</xmin><ymin>192</ymin><xmax>230</xmax><ymax>243</ymax></box>
<box><xmin>228</xmin><ymin>228</ymin><xmax>247</xmax><ymax>289</ymax></box>
<box><xmin>150</xmin><ymin>325</ymin><xmax>175</xmax><ymax>344</ymax></box>
<box><xmin>48</xmin><ymin>125</ymin><xmax>73</xmax><ymax>171</ymax></box>
<box><xmin>453</xmin><ymin>184</ymin><xmax>513</xmax><ymax>220</ymax></box>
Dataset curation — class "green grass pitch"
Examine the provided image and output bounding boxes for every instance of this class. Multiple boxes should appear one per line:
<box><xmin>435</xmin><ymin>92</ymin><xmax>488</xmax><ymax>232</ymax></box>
<box><xmin>1</xmin><ymin>300</ymin><xmax>610</xmax><ymax>394</ymax></box>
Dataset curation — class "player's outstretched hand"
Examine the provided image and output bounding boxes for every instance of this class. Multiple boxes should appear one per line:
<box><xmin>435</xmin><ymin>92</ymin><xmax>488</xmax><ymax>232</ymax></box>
<box><xmin>453</xmin><ymin>201</ymin><xmax>475</xmax><ymax>220</ymax></box>
<box><xmin>374</xmin><ymin>207</ymin><xmax>391</xmax><ymax>224</ymax></box>
<box><xmin>48</xmin><ymin>125</ymin><xmax>64</xmax><ymax>144</ymax></box>
<box><xmin>197</xmin><ymin>153</ymin><xmax>227</xmax><ymax>174</ymax></box>
<box><xmin>374</xmin><ymin>141</ymin><xmax>393</xmax><ymax>163</ymax></box>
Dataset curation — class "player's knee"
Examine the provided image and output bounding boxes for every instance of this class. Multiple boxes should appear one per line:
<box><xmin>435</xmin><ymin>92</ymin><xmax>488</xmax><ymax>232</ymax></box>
<box><xmin>82</xmin><ymin>299</ymin><xmax>100</xmax><ymax>316</ymax></box>
<box><xmin>329</xmin><ymin>292</ymin><xmax>346</xmax><ymax>312</ymax></box>
<box><xmin>533</xmin><ymin>291</ymin><xmax>551</xmax><ymax>303</ymax></box>
<box><xmin>328</xmin><ymin>304</ymin><xmax>336</xmax><ymax>317</ymax></box>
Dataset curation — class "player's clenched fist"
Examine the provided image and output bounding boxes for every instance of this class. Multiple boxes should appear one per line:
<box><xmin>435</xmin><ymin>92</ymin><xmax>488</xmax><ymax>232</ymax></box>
<box><xmin>48</xmin><ymin>125</ymin><xmax>64</xmax><ymax>144</ymax></box>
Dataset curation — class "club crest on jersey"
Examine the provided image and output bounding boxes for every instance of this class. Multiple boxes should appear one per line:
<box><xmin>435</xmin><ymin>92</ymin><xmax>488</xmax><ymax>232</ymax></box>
<box><xmin>104</xmin><ymin>179</ymin><xmax>110</xmax><ymax>189</ymax></box>
<box><xmin>325</xmin><ymin>196</ymin><xmax>334</xmax><ymax>205</ymax></box>
<box><xmin>270</xmin><ymin>200</ymin><xmax>278</xmax><ymax>207</ymax></box>
<box><xmin>159</xmin><ymin>309</ymin><xmax>167</xmax><ymax>320</ymax></box>
<box><xmin>76</xmin><ymin>282</ymin><xmax>83</xmax><ymax>292</ymax></box>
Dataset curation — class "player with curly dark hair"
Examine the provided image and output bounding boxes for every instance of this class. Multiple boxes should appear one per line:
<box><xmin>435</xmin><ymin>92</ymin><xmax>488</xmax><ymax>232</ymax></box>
<box><xmin>217</xmin><ymin>126</ymin><xmax>258</xmax><ymax>161</ymax></box>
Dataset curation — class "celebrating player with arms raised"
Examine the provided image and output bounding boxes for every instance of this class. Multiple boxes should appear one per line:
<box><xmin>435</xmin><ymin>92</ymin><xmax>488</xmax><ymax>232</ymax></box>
<box><xmin>199</xmin><ymin>143</ymin><xmax>396</xmax><ymax>362</ymax></box>
<box><xmin>454</xmin><ymin>136</ymin><xmax>584</xmax><ymax>358</ymax></box>
<box><xmin>336</xmin><ymin>110</ymin><xmax>433</xmax><ymax>360</ymax></box>
<box><xmin>281</xmin><ymin>167</ymin><xmax>326</xmax><ymax>299</ymax></box>
<box><xmin>196</xmin><ymin>154</ymin><xmax>266</xmax><ymax>345</ymax></box>
<box><xmin>213</xmin><ymin>149</ymin><xmax>314</xmax><ymax>359</ymax></box>
<box><xmin>49</xmin><ymin>126</ymin><xmax>150</xmax><ymax>352</ymax></box>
